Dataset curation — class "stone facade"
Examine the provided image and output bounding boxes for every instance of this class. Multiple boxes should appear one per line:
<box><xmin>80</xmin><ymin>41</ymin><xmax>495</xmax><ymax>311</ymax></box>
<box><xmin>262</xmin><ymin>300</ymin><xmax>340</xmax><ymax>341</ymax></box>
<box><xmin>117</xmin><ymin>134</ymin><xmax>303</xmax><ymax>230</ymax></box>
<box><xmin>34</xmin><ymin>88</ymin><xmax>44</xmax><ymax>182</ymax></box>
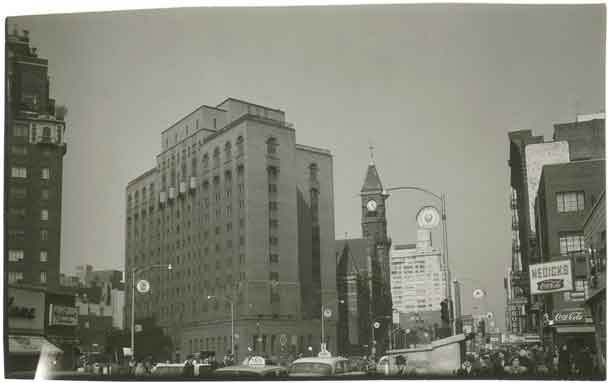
<box><xmin>125</xmin><ymin>98</ymin><xmax>336</xmax><ymax>361</ymax></box>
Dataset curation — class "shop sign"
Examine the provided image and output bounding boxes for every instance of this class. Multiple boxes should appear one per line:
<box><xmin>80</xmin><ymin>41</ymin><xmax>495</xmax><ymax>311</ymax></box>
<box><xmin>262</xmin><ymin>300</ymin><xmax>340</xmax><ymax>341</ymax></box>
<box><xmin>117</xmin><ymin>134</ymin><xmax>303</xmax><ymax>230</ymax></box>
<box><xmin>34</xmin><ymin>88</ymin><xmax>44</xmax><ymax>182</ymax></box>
<box><xmin>529</xmin><ymin>260</ymin><xmax>573</xmax><ymax>295</ymax></box>
<box><xmin>49</xmin><ymin>304</ymin><xmax>78</xmax><ymax>326</ymax></box>
<box><xmin>552</xmin><ymin>310</ymin><xmax>586</xmax><ymax>324</ymax></box>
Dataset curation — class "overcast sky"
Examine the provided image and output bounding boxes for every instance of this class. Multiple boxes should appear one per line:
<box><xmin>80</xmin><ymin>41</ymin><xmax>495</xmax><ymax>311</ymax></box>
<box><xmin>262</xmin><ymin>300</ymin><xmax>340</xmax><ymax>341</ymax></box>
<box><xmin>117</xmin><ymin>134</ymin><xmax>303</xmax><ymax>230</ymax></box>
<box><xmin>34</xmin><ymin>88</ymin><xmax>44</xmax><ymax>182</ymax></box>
<box><xmin>10</xmin><ymin>4</ymin><xmax>605</xmax><ymax>330</ymax></box>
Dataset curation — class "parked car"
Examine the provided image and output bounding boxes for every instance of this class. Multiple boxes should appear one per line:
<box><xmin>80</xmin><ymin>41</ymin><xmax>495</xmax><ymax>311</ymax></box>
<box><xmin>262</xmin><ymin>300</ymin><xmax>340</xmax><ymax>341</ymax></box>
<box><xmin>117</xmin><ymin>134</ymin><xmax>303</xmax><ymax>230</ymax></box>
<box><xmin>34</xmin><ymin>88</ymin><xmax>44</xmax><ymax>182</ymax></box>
<box><xmin>288</xmin><ymin>356</ymin><xmax>367</xmax><ymax>377</ymax></box>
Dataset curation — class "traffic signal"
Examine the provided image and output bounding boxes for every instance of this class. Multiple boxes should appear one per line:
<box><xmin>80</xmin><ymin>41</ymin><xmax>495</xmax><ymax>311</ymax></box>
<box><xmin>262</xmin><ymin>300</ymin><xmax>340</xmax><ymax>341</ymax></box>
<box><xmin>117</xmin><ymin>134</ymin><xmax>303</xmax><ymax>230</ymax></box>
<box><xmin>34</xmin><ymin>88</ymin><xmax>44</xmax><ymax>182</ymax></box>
<box><xmin>440</xmin><ymin>299</ymin><xmax>449</xmax><ymax>324</ymax></box>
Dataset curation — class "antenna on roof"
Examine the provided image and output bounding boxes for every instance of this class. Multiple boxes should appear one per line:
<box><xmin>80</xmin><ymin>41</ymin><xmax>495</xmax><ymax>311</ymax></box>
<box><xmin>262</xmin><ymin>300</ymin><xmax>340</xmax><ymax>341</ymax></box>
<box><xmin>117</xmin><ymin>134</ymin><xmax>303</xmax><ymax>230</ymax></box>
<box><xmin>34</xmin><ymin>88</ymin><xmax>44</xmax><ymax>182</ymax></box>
<box><xmin>368</xmin><ymin>142</ymin><xmax>375</xmax><ymax>166</ymax></box>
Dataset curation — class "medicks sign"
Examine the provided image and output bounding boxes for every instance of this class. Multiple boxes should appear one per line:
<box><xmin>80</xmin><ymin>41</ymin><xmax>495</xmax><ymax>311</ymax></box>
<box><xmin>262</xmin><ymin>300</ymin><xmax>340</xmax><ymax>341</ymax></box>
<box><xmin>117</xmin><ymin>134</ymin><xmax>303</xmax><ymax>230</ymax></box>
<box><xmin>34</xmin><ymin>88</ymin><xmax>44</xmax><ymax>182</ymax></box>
<box><xmin>529</xmin><ymin>259</ymin><xmax>573</xmax><ymax>295</ymax></box>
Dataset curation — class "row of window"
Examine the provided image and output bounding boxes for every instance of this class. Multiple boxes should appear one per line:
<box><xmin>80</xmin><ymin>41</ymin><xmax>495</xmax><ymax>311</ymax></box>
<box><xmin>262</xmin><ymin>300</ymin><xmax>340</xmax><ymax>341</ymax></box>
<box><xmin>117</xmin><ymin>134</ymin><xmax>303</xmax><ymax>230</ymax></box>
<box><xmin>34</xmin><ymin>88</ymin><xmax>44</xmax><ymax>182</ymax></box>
<box><xmin>8</xmin><ymin>249</ymin><xmax>48</xmax><ymax>262</ymax></box>
<box><xmin>9</xmin><ymin>229</ymin><xmax>51</xmax><ymax>241</ymax></box>
<box><xmin>9</xmin><ymin>187</ymin><xmax>50</xmax><ymax>200</ymax></box>
<box><xmin>11</xmin><ymin>167</ymin><xmax>51</xmax><ymax>180</ymax></box>
<box><xmin>8</xmin><ymin>271</ymin><xmax>47</xmax><ymax>284</ymax></box>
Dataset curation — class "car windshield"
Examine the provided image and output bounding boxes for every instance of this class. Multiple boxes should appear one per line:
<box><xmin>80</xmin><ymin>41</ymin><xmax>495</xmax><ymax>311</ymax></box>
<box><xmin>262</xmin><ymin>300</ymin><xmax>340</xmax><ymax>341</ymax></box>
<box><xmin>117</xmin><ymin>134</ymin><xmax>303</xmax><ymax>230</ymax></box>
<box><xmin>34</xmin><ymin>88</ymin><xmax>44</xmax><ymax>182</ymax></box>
<box><xmin>289</xmin><ymin>362</ymin><xmax>332</xmax><ymax>375</ymax></box>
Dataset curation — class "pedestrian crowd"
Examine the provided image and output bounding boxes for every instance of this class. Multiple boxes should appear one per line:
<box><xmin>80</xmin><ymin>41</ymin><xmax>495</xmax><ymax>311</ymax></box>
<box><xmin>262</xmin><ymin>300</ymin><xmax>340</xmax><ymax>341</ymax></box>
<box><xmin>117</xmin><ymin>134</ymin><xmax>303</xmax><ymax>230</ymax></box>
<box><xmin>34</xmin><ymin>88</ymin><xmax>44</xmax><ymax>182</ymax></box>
<box><xmin>455</xmin><ymin>343</ymin><xmax>602</xmax><ymax>378</ymax></box>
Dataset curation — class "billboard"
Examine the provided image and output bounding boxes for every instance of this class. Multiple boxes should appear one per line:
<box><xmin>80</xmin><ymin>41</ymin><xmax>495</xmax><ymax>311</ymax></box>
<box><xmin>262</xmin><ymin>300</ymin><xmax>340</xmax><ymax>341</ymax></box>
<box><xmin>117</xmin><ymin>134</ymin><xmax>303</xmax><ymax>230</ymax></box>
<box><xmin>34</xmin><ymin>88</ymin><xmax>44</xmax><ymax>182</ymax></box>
<box><xmin>529</xmin><ymin>259</ymin><xmax>573</xmax><ymax>295</ymax></box>
<box><xmin>49</xmin><ymin>304</ymin><xmax>78</xmax><ymax>326</ymax></box>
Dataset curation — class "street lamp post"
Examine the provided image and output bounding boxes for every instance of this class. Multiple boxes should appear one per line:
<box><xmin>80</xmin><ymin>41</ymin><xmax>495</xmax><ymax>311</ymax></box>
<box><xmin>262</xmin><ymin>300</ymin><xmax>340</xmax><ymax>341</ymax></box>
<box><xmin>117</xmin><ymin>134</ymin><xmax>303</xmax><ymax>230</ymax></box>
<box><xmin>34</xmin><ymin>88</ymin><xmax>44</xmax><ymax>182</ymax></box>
<box><xmin>385</xmin><ymin>186</ymin><xmax>454</xmax><ymax>336</ymax></box>
<box><xmin>130</xmin><ymin>263</ymin><xmax>172</xmax><ymax>358</ymax></box>
<box><xmin>207</xmin><ymin>295</ymin><xmax>235</xmax><ymax>358</ymax></box>
<box><xmin>320</xmin><ymin>299</ymin><xmax>344</xmax><ymax>355</ymax></box>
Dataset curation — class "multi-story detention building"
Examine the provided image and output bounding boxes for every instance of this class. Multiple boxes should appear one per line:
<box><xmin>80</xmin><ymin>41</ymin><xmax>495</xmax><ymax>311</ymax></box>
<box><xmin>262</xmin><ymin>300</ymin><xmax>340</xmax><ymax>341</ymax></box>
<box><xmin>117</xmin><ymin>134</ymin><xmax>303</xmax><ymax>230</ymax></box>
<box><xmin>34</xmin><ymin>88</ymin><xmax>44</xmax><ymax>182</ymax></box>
<box><xmin>125</xmin><ymin>98</ymin><xmax>336</xmax><ymax>361</ymax></box>
<box><xmin>5</xmin><ymin>28</ymin><xmax>67</xmax><ymax>289</ymax></box>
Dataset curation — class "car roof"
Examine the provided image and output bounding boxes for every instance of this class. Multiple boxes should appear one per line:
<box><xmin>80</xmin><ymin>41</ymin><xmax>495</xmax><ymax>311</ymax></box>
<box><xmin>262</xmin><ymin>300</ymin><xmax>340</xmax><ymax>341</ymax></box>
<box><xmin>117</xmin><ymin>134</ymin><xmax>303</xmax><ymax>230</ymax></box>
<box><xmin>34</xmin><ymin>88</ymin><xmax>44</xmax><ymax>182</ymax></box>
<box><xmin>292</xmin><ymin>357</ymin><xmax>348</xmax><ymax>364</ymax></box>
<box><xmin>215</xmin><ymin>365</ymin><xmax>284</xmax><ymax>373</ymax></box>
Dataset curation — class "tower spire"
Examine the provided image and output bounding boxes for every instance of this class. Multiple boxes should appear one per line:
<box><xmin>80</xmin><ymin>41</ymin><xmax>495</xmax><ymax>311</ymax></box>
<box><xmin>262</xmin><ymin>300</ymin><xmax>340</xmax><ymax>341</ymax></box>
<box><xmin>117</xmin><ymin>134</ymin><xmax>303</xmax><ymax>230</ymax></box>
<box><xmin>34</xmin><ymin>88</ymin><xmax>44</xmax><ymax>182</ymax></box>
<box><xmin>368</xmin><ymin>143</ymin><xmax>375</xmax><ymax>165</ymax></box>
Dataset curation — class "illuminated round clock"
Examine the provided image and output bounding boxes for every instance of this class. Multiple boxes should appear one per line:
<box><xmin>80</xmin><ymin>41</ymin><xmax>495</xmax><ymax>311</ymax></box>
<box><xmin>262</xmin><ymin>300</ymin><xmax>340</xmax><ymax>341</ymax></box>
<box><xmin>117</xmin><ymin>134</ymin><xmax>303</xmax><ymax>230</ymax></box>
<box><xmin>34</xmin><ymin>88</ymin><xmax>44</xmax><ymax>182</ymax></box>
<box><xmin>416</xmin><ymin>206</ymin><xmax>441</xmax><ymax>229</ymax></box>
<box><xmin>366</xmin><ymin>199</ymin><xmax>378</xmax><ymax>212</ymax></box>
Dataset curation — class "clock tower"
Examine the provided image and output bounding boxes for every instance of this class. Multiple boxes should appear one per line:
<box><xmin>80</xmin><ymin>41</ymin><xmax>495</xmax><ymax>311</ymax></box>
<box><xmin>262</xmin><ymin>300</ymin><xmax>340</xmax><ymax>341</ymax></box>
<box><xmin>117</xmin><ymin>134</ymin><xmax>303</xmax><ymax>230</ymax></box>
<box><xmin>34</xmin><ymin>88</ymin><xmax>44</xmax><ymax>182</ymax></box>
<box><xmin>360</xmin><ymin>162</ymin><xmax>392</xmax><ymax>356</ymax></box>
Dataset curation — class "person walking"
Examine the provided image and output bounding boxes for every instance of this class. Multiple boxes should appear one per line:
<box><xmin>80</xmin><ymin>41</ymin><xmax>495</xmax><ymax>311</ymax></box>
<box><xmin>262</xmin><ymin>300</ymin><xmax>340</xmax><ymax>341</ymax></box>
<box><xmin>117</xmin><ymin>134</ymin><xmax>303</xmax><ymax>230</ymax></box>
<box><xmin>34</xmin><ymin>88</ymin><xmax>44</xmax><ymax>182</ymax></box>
<box><xmin>558</xmin><ymin>344</ymin><xmax>571</xmax><ymax>377</ymax></box>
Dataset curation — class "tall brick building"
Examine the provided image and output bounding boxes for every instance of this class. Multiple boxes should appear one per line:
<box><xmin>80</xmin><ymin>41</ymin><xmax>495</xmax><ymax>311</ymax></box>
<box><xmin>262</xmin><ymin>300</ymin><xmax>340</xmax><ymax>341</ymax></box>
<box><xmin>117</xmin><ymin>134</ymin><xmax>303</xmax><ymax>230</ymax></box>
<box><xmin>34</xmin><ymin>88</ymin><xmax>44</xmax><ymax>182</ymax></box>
<box><xmin>125</xmin><ymin>98</ymin><xmax>337</xmax><ymax>360</ymax></box>
<box><xmin>5</xmin><ymin>28</ymin><xmax>67</xmax><ymax>289</ymax></box>
<box><xmin>534</xmin><ymin>159</ymin><xmax>605</xmax><ymax>349</ymax></box>
<box><xmin>506</xmin><ymin>115</ymin><xmax>604</xmax><ymax>335</ymax></box>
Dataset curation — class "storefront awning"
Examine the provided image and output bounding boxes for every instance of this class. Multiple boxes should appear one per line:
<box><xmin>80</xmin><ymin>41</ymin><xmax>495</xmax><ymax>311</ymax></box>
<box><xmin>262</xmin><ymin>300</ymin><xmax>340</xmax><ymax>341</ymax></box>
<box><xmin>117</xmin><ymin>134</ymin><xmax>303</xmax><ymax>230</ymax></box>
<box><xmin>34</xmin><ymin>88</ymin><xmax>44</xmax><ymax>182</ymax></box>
<box><xmin>555</xmin><ymin>326</ymin><xmax>596</xmax><ymax>334</ymax></box>
<box><xmin>9</xmin><ymin>335</ymin><xmax>63</xmax><ymax>355</ymax></box>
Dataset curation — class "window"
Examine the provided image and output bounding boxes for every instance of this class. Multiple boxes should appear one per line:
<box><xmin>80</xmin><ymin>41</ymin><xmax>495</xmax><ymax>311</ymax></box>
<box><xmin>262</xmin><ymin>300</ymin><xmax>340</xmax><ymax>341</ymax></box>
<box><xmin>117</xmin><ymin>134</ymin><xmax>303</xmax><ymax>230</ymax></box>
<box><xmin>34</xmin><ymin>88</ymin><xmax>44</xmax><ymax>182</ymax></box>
<box><xmin>270</xmin><ymin>272</ymin><xmax>279</xmax><ymax>281</ymax></box>
<box><xmin>236</xmin><ymin>136</ymin><xmax>244</xmax><ymax>155</ymax></box>
<box><xmin>40</xmin><ymin>251</ymin><xmax>48</xmax><ymax>262</ymax></box>
<box><xmin>8</xmin><ymin>230</ymin><xmax>25</xmax><ymax>241</ymax></box>
<box><xmin>564</xmin><ymin>279</ymin><xmax>588</xmax><ymax>302</ymax></box>
<box><xmin>557</xmin><ymin>191</ymin><xmax>585</xmax><ymax>213</ymax></box>
<box><xmin>8</xmin><ymin>250</ymin><xmax>24</xmax><ymax>262</ymax></box>
<box><xmin>10</xmin><ymin>187</ymin><xmax>27</xmax><ymax>199</ymax></box>
<box><xmin>41</xmin><ymin>189</ymin><xmax>49</xmax><ymax>200</ymax></box>
<box><xmin>269</xmin><ymin>236</ymin><xmax>279</xmax><ymax>246</ymax></box>
<box><xmin>11</xmin><ymin>145</ymin><xmax>28</xmax><ymax>155</ymax></box>
<box><xmin>40</xmin><ymin>230</ymin><xmax>49</xmax><ymax>241</ymax></box>
<box><xmin>41</xmin><ymin>168</ymin><xmax>50</xmax><ymax>180</ymax></box>
<box><xmin>40</xmin><ymin>272</ymin><xmax>47</xmax><ymax>284</ymax></box>
<box><xmin>559</xmin><ymin>233</ymin><xmax>585</xmax><ymax>256</ymax></box>
<box><xmin>269</xmin><ymin>201</ymin><xmax>278</xmax><ymax>211</ymax></box>
<box><xmin>8</xmin><ymin>272</ymin><xmax>24</xmax><ymax>283</ymax></box>
<box><xmin>10</xmin><ymin>208</ymin><xmax>26</xmax><ymax>217</ymax></box>
<box><xmin>225</xmin><ymin>142</ymin><xmax>232</xmax><ymax>159</ymax></box>
<box><xmin>266</xmin><ymin>137</ymin><xmax>278</xmax><ymax>155</ymax></box>
<box><xmin>13</xmin><ymin>125</ymin><xmax>28</xmax><ymax>137</ymax></box>
<box><xmin>11</xmin><ymin>167</ymin><xmax>27</xmax><ymax>178</ymax></box>
<box><xmin>41</xmin><ymin>209</ymin><xmax>49</xmax><ymax>221</ymax></box>
<box><xmin>268</xmin><ymin>184</ymin><xmax>277</xmax><ymax>193</ymax></box>
<box><xmin>270</xmin><ymin>253</ymin><xmax>279</xmax><ymax>263</ymax></box>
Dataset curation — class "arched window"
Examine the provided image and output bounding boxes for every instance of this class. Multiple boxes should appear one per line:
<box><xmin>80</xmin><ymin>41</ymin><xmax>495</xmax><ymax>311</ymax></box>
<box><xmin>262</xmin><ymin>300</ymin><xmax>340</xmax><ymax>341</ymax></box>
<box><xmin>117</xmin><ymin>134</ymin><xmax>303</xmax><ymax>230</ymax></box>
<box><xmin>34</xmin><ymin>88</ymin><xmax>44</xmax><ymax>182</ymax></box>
<box><xmin>213</xmin><ymin>147</ymin><xmax>220</xmax><ymax>167</ymax></box>
<box><xmin>266</xmin><ymin>137</ymin><xmax>278</xmax><ymax>155</ymax></box>
<box><xmin>202</xmin><ymin>153</ymin><xmax>209</xmax><ymax>169</ymax></box>
<box><xmin>236</xmin><ymin>136</ymin><xmax>244</xmax><ymax>155</ymax></box>
<box><xmin>309</xmin><ymin>163</ymin><xmax>319</xmax><ymax>182</ymax></box>
<box><xmin>225</xmin><ymin>141</ymin><xmax>232</xmax><ymax>159</ymax></box>
<box><xmin>42</xmin><ymin>126</ymin><xmax>51</xmax><ymax>141</ymax></box>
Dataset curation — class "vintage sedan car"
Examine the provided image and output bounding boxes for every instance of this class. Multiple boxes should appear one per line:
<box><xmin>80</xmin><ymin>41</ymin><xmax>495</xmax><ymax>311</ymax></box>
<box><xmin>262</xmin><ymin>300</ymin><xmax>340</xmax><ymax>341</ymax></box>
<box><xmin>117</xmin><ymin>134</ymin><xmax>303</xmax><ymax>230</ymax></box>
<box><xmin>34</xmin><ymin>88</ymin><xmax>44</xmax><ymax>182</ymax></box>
<box><xmin>213</xmin><ymin>364</ymin><xmax>288</xmax><ymax>378</ymax></box>
<box><xmin>288</xmin><ymin>356</ymin><xmax>367</xmax><ymax>377</ymax></box>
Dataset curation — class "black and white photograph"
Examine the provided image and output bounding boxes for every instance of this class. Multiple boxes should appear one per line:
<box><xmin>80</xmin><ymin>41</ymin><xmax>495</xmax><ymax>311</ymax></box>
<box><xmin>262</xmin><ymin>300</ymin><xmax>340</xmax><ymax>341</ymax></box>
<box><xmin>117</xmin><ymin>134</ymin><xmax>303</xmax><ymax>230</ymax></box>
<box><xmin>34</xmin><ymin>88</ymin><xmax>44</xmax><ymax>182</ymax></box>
<box><xmin>3</xmin><ymin>1</ymin><xmax>606</xmax><ymax>380</ymax></box>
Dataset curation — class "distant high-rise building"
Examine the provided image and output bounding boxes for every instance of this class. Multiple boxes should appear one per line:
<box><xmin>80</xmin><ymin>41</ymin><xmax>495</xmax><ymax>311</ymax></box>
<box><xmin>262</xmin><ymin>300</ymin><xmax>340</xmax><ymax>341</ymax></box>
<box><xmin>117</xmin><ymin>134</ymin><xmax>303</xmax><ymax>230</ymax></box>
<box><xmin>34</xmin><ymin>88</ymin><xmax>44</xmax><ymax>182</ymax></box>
<box><xmin>390</xmin><ymin>230</ymin><xmax>447</xmax><ymax>323</ymax></box>
<box><xmin>5</xmin><ymin>28</ymin><xmax>67</xmax><ymax>289</ymax></box>
<box><xmin>125</xmin><ymin>98</ymin><xmax>336</xmax><ymax>360</ymax></box>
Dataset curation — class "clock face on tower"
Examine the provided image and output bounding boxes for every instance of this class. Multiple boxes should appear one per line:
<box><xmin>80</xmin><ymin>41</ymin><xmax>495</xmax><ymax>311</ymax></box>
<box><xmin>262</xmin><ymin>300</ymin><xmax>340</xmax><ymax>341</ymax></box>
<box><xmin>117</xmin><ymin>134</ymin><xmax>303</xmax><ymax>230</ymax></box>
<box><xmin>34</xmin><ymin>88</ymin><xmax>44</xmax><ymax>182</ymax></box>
<box><xmin>366</xmin><ymin>199</ymin><xmax>378</xmax><ymax>212</ymax></box>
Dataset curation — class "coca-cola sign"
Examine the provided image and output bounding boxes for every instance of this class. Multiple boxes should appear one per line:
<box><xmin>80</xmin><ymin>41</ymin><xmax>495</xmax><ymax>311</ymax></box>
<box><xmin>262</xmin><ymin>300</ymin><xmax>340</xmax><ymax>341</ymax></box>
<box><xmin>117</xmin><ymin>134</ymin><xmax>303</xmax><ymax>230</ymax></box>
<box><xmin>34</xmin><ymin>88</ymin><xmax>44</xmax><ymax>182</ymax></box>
<box><xmin>553</xmin><ymin>310</ymin><xmax>586</xmax><ymax>324</ymax></box>
<box><xmin>529</xmin><ymin>260</ymin><xmax>573</xmax><ymax>295</ymax></box>
<box><xmin>537</xmin><ymin>279</ymin><xmax>564</xmax><ymax>291</ymax></box>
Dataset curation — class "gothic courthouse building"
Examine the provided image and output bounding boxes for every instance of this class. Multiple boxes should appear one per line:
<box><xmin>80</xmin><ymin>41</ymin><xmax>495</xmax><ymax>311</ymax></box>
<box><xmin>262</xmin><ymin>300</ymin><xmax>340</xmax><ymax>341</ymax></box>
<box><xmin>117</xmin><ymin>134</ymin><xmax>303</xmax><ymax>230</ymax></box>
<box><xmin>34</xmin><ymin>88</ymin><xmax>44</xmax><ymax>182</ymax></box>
<box><xmin>125</xmin><ymin>98</ymin><xmax>337</xmax><ymax>360</ymax></box>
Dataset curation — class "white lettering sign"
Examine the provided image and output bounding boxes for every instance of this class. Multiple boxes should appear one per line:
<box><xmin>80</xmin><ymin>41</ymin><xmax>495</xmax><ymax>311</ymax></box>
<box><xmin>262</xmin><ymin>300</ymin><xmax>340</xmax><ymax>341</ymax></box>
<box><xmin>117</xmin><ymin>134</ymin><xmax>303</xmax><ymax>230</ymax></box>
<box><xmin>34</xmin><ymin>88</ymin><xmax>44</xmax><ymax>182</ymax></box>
<box><xmin>529</xmin><ymin>260</ymin><xmax>573</xmax><ymax>295</ymax></box>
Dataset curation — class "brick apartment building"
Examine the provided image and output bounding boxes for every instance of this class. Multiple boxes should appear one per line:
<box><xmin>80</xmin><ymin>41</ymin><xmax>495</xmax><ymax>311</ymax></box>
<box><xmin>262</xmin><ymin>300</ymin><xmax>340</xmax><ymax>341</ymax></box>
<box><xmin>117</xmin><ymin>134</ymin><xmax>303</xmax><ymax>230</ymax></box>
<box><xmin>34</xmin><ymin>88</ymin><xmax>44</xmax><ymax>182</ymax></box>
<box><xmin>125</xmin><ymin>98</ymin><xmax>337</xmax><ymax>361</ymax></box>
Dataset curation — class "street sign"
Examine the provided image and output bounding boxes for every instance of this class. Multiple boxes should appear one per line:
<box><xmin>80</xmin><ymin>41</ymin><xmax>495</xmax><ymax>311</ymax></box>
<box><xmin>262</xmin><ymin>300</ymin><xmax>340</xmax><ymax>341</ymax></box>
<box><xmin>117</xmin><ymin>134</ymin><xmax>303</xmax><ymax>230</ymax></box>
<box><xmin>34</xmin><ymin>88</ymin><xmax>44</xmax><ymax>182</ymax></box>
<box><xmin>234</xmin><ymin>333</ymin><xmax>240</xmax><ymax>339</ymax></box>
<box><xmin>123</xmin><ymin>347</ymin><xmax>132</xmax><ymax>356</ymax></box>
<box><xmin>279</xmin><ymin>334</ymin><xmax>287</xmax><ymax>346</ymax></box>
<box><xmin>373</xmin><ymin>321</ymin><xmax>380</xmax><ymax>329</ymax></box>
<box><xmin>136</xmin><ymin>279</ymin><xmax>150</xmax><ymax>294</ymax></box>
<box><xmin>257</xmin><ymin>337</ymin><xmax>263</xmax><ymax>343</ymax></box>
<box><xmin>135</xmin><ymin>324</ymin><xmax>143</xmax><ymax>332</ymax></box>
<box><xmin>323</xmin><ymin>308</ymin><xmax>332</xmax><ymax>318</ymax></box>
